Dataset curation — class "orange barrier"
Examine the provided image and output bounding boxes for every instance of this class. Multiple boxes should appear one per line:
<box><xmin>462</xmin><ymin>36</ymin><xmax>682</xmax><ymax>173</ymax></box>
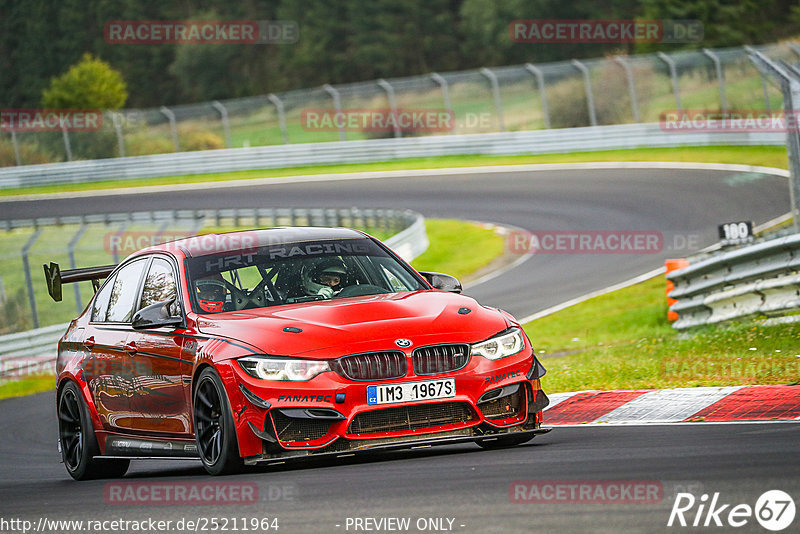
<box><xmin>665</xmin><ymin>258</ymin><xmax>690</xmax><ymax>322</ymax></box>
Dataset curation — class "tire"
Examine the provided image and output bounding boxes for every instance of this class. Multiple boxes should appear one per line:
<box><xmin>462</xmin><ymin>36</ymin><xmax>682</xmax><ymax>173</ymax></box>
<box><xmin>193</xmin><ymin>367</ymin><xmax>244</xmax><ymax>476</ymax></box>
<box><xmin>476</xmin><ymin>434</ymin><xmax>534</xmax><ymax>450</ymax></box>
<box><xmin>57</xmin><ymin>381</ymin><xmax>130</xmax><ymax>480</ymax></box>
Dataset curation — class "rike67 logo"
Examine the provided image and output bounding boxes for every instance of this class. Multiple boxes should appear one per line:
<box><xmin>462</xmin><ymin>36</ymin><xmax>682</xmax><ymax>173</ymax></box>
<box><xmin>668</xmin><ymin>490</ymin><xmax>796</xmax><ymax>531</ymax></box>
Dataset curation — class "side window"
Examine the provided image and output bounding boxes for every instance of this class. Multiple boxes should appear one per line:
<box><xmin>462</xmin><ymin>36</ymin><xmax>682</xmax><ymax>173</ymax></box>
<box><xmin>91</xmin><ymin>274</ymin><xmax>116</xmax><ymax>322</ymax></box>
<box><xmin>106</xmin><ymin>259</ymin><xmax>148</xmax><ymax>323</ymax></box>
<box><xmin>140</xmin><ymin>258</ymin><xmax>179</xmax><ymax>316</ymax></box>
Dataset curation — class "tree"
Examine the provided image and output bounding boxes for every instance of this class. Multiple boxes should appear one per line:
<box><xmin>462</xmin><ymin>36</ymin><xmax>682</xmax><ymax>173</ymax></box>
<box><xmin>41</xmin><ymin>53</ymin><xmax>127</xmax><ymax>109</ymax></box>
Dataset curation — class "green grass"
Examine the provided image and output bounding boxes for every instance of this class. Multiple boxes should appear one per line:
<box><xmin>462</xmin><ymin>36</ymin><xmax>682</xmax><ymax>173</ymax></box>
<box><xmin>0</xmin><ymin>145</ymin><xmax>789</xmax><ymax>198</ymax></box>
<box><xmin>524</xmin><ymin>275</ymin><xmax>800</xmax><ymax>393</ymax></box>
<box><xmin>411</xmin><ymin>220</ymin><xmax>504</xmax><ymax>280</ymax></box>
<box><xmin>0</xmin><ymin>374</ymin><xmax>56</xmax><ymax>400</ymax></box>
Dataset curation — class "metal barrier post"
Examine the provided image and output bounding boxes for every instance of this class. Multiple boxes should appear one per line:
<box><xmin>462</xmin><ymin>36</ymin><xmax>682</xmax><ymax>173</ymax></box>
<box><xmin>22</xmin><ymin>229</ymin><xmax>43</xmax><ymax>329</ymax></box>
<box><xmin>10</xmin><ymin>131</ymin><xmax>22</xmax><ymax>166</ymax></box>
<box><xmin>571</xmin><ymin>60</ymin><xmax>597</xmax><ymax>126</ymax></box>
<box><xmin>614</xmin><ymin>56</ymin><xmax>640</xmax><ymax>123</ymax></box>
<box><xmin>703</xmin><ymin>49</ymin><xmax>728</xmax><ymax>113</ymax></box>
<box><xmin>111</xmin><ymin>112</ymin><xmax>126</xmax><ymax>157</ymax></box>
<box><xmin>323</xmin><ymin>84</ymin><xmax>346</xmax><ymax>141</ymax></box>
<box><xmin>430</xmin><ymin>73</ymin><xmax>453</xmax><ymax>133</ymax></box>
<box><xmin>267</xmin><ymin>94</ymin><xmax>289</xmax><ymax>144</ymax></box>
<box><xmin>749</xmin><ymin>50</ymin><xmax>800</xmax><ymax>231</ymax></box>
<box><xmin>480</xmin><ymin>68</ymin><xmax>505</xmax><ymax>132</ymax></box>
<box><xmin>658</xmin><ymin>52</ymin><xmax>683</xmax><ymax>114</ymax></box>
<box><xmin>525</xmin><ymin>64</ymin><xmax>550</xmax><ymax>129</ymax></box>
<box><xmin>211</xmin><ymin>100</ymin><xmax>233</xmax><ymax>148</ymax></box>
<box><xmin>377</xmin><ymin>79</ymin><xmax>401</xmax><ymax>138</ymax></box>
<box><xmin>159</xmin><ymin>106</ymin><xmax>180</xmax><ymax>152</ymax></box>
<box><xmin>61</xmin><ymin>124</ymin><xmax>73</xmax><ymax>162</ymax></box>
<box><xmin>68</xmin><ymin>224</ymin><xmax>88</xmax><ymax>314</ymax></box>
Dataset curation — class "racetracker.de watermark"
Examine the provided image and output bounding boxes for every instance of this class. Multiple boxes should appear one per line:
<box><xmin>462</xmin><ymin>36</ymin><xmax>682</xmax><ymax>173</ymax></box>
<box><xmin>660</xmin><ymin>109</ymin><xmax>800</xmax><ymax>133</ymax></box>
<box><xmin>509</xmin><ymin>19</ymin><xmax>703</xmax><ymax>43</ymax></box>
<box><xmin>507</xmin><ymin>230</ymin><xmax>702</xmax><ymax>255</ymax></box>
<box><xmin>0</xmin><ymin>109</ymin><xmax>102</xmax><ymax>132</ymax></box>
<box><xmin>104</xmin><ymin>20</ymin><xmax>298</xmax><ymax>44</ymax></box>
<box><xmin>104</xmin><ymin>481</ymin><xmax>297</xmax><ymax>505</ymax></box>
<box><xmin>301</xmin><ymin>108</ymin><xmax>455</xmax><ymax>133</ymax></box>
<box><xmin>104</xmin><ymin>231</ymin><xmax>259</xmax><ymax>256</ymax></box>
<box><xmin>510</xmin><ymin>480</ymin><xmax>664</xmax><ymax>504</ymax></box>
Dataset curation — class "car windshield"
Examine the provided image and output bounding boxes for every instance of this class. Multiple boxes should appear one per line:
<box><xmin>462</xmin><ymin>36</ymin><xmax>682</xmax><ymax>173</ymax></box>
<box><xmin>185</xmin><ymin>237</ymin><xmax>427</xmax><ymax>313</ymax></box>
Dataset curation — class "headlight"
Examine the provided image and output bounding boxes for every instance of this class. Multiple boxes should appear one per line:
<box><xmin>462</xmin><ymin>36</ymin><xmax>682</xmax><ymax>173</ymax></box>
<box><xmin>238</xmin><ymin>356</ymin><xmax>330</xmax><ymax>381</ymax></box>
<box><xmin>471</xmin><ymin>328</ymin><xmax>525</xmax><ymax>360</ymax></box>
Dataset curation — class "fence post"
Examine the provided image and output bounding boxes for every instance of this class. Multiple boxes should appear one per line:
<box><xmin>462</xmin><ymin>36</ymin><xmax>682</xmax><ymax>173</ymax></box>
<box><xmin>68</xmin><ymin>224</ymin><xmax>88</xmax><ymax>314</ymax></box>
<box><xmin>10</xmin><ymin>131</ymin><xmax>22</xmax><ymax>166</ymax></box>
<box><xmin>377</xmin><ymin>79</ymin><xmax>401</xmax><ymax>138</ymax></box>
<box><xmin>267</xmin><ymin>94</ymin><xmax>289</xmax><ymax>144</ymax></box>
<box><xmin>479</xmin><ymin>67</ymin><xmax>505</xmax><ymax>132</ymax></box>
<box><xmin>61</xmin><ymin>124</ymin><xmax>73</xmax><ymax>162</ymax></box>
<box><xmin>22</xmin><ymin>229</ymin><xmax>43</xmax><ymax>329</ymax></box>
<box><xmin>745</xmin><ymin>46</ymin><xmax>772</xmax><ymax>113</ymax></box>
<box><xmin>614</xmin><ymin>56</ymin><xmax>640</xmax><ymax>123</ymax></box>
<box><xmin>323</xmin><ymin>84</ymin><xmax>346</xmax><ymax>141</ymax></box>
<box><xmin>111</xmin><ymin>221</ymin><xmax>131</xmax><ymax>263</ymax></box>
<box><xmin>702</xmin><ymin>49</ymin><xmax>728</xmax><ymax>114</ymax></box>
<box><xmin>658</xmin><ymin>52</ymin><xmax>683</xmax><ymax>114</ymax></box>
<box><xmin>160</xmin><ymin>106</ymin><xmax>180</xmax><ymax>152</ymax></box>
<box><xmin>430</xmin><ymin>73</ymin><xmax>453</xmax><ymax>133</ymax></box>
<box><xmin>211</xmin><ymin>100</ymin><xmax>233</xmax><ymax>148</ymax></box>
<box><xmin>111</xmin><ymin>112</ymin><xmax>126</xmax><ymax>157</ymax></box>
<box><xmin>570</xmin><ymin>60</ymin><xmax>597</xmax><ymax>126</ymax></box>
<box><xmin>525</xmin><ymin>63</ymin><xmax>550</xmax><ymax>129</ymax></box>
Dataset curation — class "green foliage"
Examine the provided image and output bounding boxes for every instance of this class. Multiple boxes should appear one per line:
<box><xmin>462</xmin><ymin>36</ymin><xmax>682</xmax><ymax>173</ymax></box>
<box><xmin>2</xmin><ymin>0</ymin><xmax>799</xmax><ymax>109</ymax></box>
<box><xmin>41</xmin><ymin>53</ymin><xmax>127</xmax><ymax>110</ymax></box>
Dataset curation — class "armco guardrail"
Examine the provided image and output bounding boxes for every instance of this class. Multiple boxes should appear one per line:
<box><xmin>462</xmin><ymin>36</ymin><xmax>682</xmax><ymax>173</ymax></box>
<box><xmin>0</xmin><ymin>208</ymin><xmax>428</xmax><ymax>372</ymax></box>
<box><xmin>667</xmin><ymin>233</ymin><xmax>800</xmax><ymax>329</ymax></box>
<box><xmin>0</xmin><ymin>123</ymin><xmax>785</xmax><ymax>190</ymax></box>
<box><xmin>0</xmin><ymin>323</ymin><xmax>65</xmax><ymax>380</ymax></box>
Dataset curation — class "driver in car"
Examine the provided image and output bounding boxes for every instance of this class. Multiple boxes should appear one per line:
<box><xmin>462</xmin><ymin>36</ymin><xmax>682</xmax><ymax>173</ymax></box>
<box><xmin>303</xmin><ymin>258</ymin><xmax>349</xmax><ymax>299</ymax></box>
<box><xmin>195</xmin><ymin>274</ymin><xmax>229</xmax><ymax>313</ymax></box>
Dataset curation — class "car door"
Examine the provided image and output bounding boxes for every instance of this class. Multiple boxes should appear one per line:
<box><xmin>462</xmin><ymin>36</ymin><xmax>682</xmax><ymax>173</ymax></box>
<box><xmin>83</xmin><ymin>257</ymin><xmax>148</xmax><ymax>432</ymax></box>
<box><xmin>125</xmin><ymin>256</ymin><xmax>194</xmax><ymax>436</ymax></box>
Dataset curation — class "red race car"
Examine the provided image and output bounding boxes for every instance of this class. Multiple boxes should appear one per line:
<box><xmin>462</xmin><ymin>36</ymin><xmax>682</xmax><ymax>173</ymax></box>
<box><xmin>45</xmin><ymin>227</ymin><xmax>549</xmax><ymax>479</ymax></box>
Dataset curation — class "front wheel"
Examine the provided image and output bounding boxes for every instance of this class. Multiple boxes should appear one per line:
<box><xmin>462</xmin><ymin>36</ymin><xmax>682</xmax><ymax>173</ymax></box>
<box><xmin>57</xmin><ymin>381</ymin><xmax>129</xmax><ymax>480</ymax></box>
<box><xmin>476</xmin><ymin>433</ymin><xmax>534</xmax><ymax>450</ymax></box>
<box><xmin>193</xmin><ymin>368</ymin><xmax>243</xmax><ymax>475</ymax></box>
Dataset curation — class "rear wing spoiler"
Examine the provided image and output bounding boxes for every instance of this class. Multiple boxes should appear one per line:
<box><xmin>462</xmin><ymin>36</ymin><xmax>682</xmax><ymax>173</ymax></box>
<box><xmin>43</xmin><ymin>262</ymin><xmax>116</xmax><ymax>302</ymax></box>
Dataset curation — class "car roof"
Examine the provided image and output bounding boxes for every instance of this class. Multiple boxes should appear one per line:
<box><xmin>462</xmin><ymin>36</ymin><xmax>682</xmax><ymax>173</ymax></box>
<box><xmin>139</xmin><ymin>226</ymin><xmax>370</xmax><ymax>258</ymax></box>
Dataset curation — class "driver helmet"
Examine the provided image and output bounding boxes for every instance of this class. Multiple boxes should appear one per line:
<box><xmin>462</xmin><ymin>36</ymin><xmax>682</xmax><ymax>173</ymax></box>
<box><xmin>302</xmin><ymin>258</ymin><xmax>348</xmax><ymax>296</ymax></box>
<box><xmin>195</xmin><ymin>274</ymin><xmax>227</xmax><ymax>313</ymax></box>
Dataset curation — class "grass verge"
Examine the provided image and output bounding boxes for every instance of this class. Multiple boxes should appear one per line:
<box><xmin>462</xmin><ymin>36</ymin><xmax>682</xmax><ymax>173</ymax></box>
<box><xmin>0</xmin><ymin>145</ymin><xmax>789</xmax><ymax>198</ymax></box>
<box><xmin>0</xmin><ymin>374</ymin><xmax>56</xmax><ymax>400</ymax></box>
<box><xmin>523</xmin><ymin>275</ymin><xmax>800</xmax><ymax>393</ymax></box>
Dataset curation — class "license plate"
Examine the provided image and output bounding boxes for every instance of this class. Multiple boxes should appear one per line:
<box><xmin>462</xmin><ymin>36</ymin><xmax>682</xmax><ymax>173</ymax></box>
<box><xmin>367</xmin><ymin>378</ymin><xmax>455</xmax><ymax>405</ymax></box>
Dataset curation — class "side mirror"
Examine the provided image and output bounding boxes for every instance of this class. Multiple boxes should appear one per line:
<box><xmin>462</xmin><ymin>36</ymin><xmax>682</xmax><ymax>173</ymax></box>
<box><xmin>419</xmin><ymin>271</ymin><xmax>462</xmax><ymax>293</ymax></box>
<box><xmin>132</xmin><ymin>298</ymin><xmax>183</xmax><ymax>330</ymax></box>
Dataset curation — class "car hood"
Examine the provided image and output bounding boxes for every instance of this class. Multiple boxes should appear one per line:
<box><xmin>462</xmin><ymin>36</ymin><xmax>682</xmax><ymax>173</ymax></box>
<box><xmin>195</xmin><ymin>290</ymin><xmax>511</xmax><ymax>358</ymax></box>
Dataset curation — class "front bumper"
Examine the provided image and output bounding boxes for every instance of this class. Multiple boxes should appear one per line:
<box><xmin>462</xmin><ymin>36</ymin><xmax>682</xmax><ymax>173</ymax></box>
<box><xmin>215</xmin><ymin>347</ymin><xmax>549</xmax><ymax>460</ymax></box>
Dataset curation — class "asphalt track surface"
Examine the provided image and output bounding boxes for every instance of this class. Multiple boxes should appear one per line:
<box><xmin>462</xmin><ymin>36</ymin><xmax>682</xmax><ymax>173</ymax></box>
<box><xmin>0</xmin><ymin>166</ymin><xmax>797</xmax><ymax>533</ymax></box>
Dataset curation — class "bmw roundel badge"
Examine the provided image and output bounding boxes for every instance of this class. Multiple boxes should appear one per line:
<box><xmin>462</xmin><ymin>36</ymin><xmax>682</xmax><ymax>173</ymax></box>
<box><xmin>395</xmin><ymin>338</ymin><xmax>412</xmax><ymax>348</ymax></box>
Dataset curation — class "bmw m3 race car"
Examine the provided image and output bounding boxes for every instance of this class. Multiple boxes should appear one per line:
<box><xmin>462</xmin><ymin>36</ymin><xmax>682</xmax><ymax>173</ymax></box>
<box><xmin>45</xmin><ymin>227</ymin><xmax>549</xmax><ymax>479</ymax></box>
